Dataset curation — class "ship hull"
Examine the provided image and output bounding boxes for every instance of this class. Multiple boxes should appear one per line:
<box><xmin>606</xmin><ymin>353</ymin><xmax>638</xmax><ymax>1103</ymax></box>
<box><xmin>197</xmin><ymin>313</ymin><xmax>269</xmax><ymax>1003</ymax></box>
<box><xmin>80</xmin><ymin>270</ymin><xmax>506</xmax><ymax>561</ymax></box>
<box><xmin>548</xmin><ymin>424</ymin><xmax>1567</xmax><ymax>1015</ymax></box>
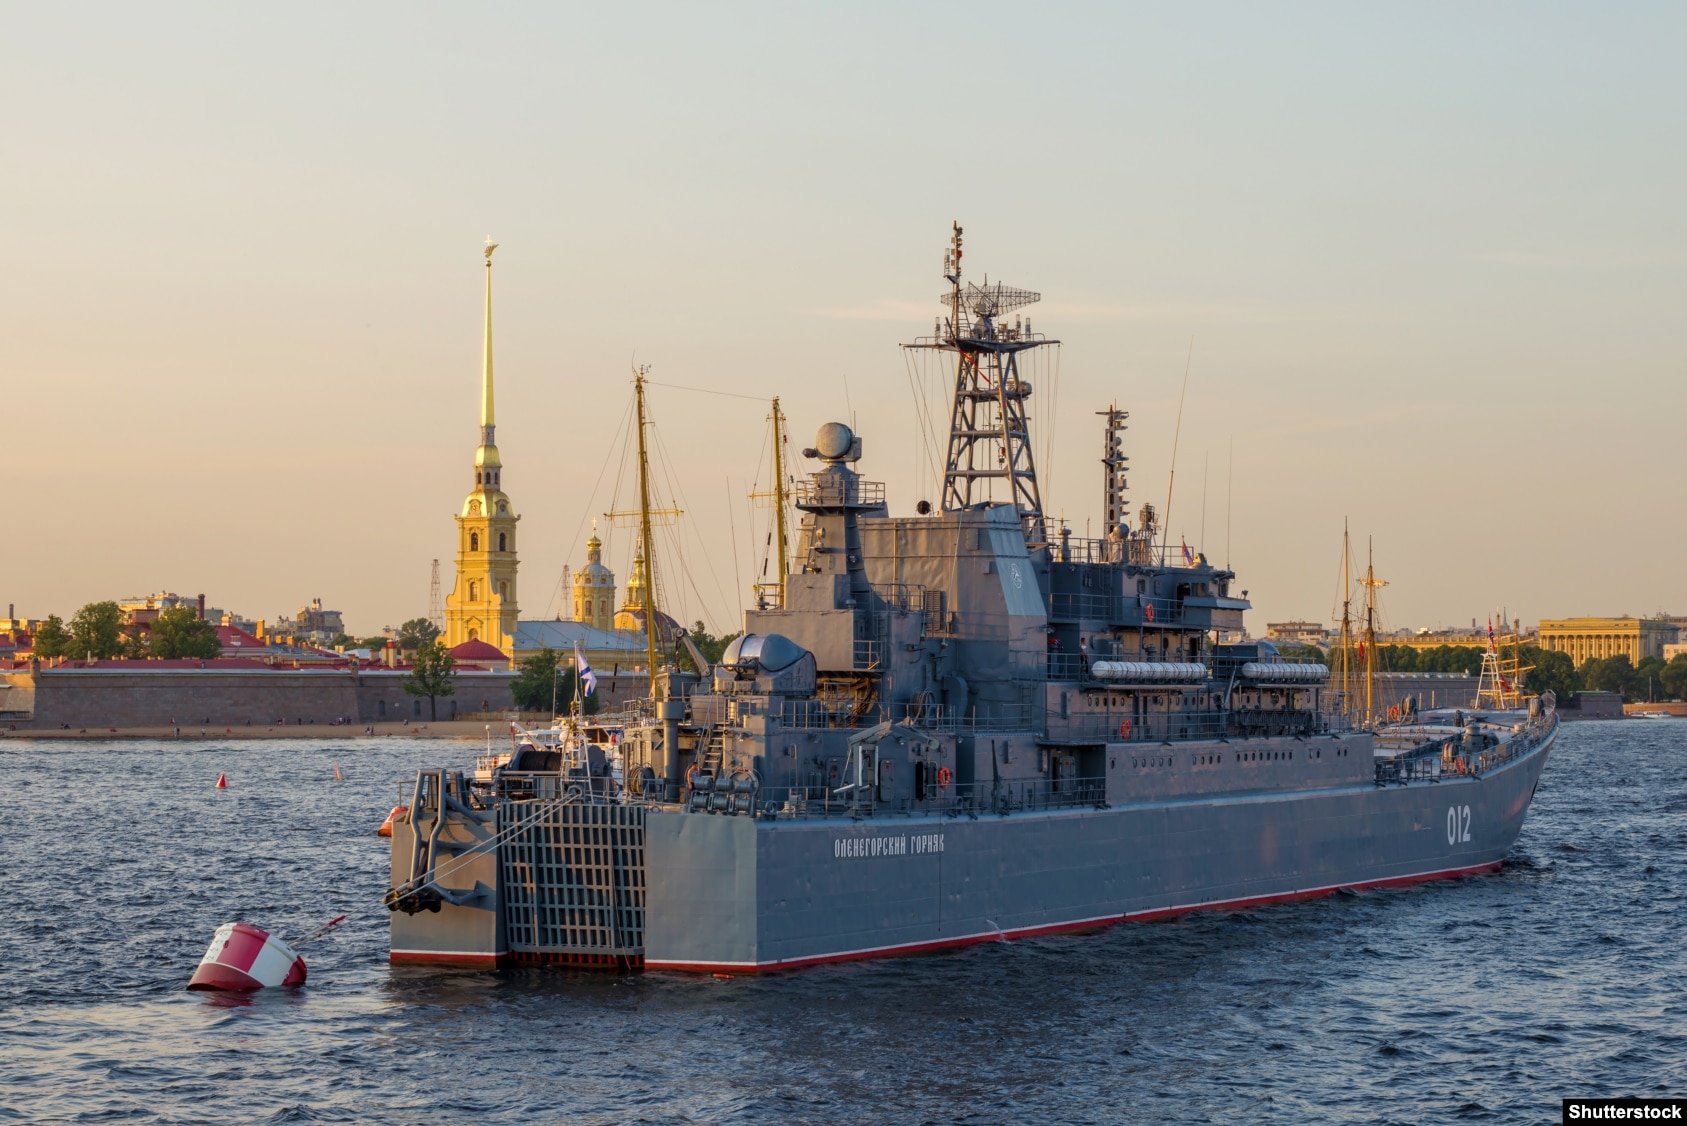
<box><xmin>643</xmin><ymin>731</ymin><xmax>1552</xmax><ymax>971</ymax></box>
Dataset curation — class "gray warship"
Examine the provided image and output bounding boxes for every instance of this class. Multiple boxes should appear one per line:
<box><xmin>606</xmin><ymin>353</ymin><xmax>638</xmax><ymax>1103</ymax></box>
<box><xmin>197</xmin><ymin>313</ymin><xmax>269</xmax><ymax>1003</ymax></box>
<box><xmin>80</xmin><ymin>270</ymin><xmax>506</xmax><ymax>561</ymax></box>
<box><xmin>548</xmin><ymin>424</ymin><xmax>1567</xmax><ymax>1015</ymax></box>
<box><xmin>385</xmin><ymin>225</ymin><xmax>1558</xmax><ymax>972</ymax></box>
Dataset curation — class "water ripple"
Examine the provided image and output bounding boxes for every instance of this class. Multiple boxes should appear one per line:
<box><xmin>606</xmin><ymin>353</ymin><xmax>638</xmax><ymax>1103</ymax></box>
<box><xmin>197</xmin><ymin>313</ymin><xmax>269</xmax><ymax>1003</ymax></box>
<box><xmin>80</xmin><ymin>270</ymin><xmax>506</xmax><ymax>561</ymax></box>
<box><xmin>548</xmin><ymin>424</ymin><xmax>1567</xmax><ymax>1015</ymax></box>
<box><xmin>1</xmin><ymin>723</ymin><xmax>1684</xmax><ymax>1122</ymax></box>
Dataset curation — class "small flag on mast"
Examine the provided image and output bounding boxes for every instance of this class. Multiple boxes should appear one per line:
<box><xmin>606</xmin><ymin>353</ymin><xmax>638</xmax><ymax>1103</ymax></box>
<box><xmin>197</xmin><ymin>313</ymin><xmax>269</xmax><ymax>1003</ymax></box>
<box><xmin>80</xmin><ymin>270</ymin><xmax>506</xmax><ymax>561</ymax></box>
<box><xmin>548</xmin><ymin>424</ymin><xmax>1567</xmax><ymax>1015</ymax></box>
<box><xmin>1181</xmin><ymin>538</ymin><xmax>1194</xmax><ymax>565</ymax></box>
<box><xmin>573</xmin><ymin>641</ymin><xmax>598</xmax><ymax>697</ymax></box>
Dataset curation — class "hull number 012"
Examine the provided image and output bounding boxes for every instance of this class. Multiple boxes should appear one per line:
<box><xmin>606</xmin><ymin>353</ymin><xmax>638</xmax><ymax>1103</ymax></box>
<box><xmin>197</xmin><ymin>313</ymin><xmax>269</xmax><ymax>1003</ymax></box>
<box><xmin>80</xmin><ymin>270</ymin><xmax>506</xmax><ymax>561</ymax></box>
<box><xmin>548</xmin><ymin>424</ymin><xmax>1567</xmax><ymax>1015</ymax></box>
<box><xmin>1446</xmin><ymin>805</ymin><xmax>1472</xmax><ymax>845</ymax></box>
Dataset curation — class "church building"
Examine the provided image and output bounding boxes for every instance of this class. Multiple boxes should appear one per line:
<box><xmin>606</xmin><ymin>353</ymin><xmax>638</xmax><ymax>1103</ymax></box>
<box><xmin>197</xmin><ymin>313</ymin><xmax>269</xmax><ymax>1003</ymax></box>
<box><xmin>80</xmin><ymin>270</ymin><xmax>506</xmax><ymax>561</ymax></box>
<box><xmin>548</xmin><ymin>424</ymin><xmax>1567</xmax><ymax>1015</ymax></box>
<box><xmin>443</xmin><ymin>241</ymin><xmax>520</xmax><ymax>657</ymax></box>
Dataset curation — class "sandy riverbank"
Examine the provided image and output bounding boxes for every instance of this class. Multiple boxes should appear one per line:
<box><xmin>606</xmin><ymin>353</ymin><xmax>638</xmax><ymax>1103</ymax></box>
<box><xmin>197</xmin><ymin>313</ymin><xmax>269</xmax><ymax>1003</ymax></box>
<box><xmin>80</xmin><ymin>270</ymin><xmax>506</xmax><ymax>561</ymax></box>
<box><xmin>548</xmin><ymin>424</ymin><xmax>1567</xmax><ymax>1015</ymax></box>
<box><xmin>0</xmin><ymin>719</ymin><xmax>516</xmax><ymax>740</ymax></box>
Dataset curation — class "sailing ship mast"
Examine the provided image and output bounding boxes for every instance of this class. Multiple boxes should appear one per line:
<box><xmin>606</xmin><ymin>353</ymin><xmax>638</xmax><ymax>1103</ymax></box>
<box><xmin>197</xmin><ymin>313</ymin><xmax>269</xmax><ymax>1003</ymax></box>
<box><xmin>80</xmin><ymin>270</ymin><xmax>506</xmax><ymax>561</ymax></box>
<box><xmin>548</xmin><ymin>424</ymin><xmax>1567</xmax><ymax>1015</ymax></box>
<box><xmin>1359</xmin><ymin>538</ymin><xmax>1388</xmax><ymax>725</ymax></box>
<box><xmin>1337</xmin><ymin>523</ymin><xmax>1354</xmax><ymax>718</ymax></box>
<box><xmin>751</xmin><ymin>397</ymin><xmax>792</xmax><ymax>609</ymax></box>
<box><xmin>632</xmin><ymin>368</ymin><xmax>662</xmax><ymax>701</ymax></box>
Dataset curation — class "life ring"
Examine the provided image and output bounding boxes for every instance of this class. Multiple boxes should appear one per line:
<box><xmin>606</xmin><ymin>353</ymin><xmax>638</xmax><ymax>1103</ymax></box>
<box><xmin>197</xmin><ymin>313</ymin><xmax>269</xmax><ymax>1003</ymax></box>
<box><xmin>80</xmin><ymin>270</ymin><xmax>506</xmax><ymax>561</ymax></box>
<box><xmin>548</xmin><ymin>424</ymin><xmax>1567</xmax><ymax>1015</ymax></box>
<box><xmin>937</xmin><ymin>766</ymin><xmax>952</xmax><ymax>787</ymax></box>
<box><xmin>1119</xmin><ymin>719</ymin><xmax>1133</xmax><ymax>739</ymax></box>
<box><xmin>1144</xmin><ymin>603</ymin><xmax>1156</xmax><ymax>623</ymax></box>
<box><xmin>1388</xmin><ymin>705</ymin><xmax>1399</xmax><ymax>722</ymax></box>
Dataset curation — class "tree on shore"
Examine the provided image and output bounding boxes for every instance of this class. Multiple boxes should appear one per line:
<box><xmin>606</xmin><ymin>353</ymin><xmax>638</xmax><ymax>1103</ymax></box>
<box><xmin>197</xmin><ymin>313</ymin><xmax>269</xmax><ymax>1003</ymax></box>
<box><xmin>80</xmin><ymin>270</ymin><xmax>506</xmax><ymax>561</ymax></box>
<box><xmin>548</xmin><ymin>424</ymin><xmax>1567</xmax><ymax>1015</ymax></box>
<box><xmin>31</xmin><ymin>615</ymin><xmax>72</xmax><ymax>660</ymax></box>
<box><xmin>511</xmin><ymin>647</ymin><xmax>572</xmax><ymax>713</ymax></box>
<box><xmin>399</xmin><ymin>618</ymin><xmax>441</xmax><ymax>650</ymax></box>
<box><xmin>1660</xmin><ymin>655</ymin><xmax>1687</xmax><ymax>702</ymax></box>
<box><xmin>149</xmin><ymin>605</ymin><xmax>222</xmax><ymax>660</ymax></box>
<box><xmin>1582</xmin><ymin>654</ymin><xmax>1637</xmax><ymax>699</ymax></box>
<box><xmin>67</xmin><ymin>601</ymin><xmax>127</xmax><ymax>660</ymax></box>
<box><xmin>404</xmin><ymin>639</ymin><xmax>456</xmax><ymax>720</ymax></box>
<box><xmin>1519</xmin><ymin>646</ymin><xmax>1579</xmax><ymax>701</ymax></box>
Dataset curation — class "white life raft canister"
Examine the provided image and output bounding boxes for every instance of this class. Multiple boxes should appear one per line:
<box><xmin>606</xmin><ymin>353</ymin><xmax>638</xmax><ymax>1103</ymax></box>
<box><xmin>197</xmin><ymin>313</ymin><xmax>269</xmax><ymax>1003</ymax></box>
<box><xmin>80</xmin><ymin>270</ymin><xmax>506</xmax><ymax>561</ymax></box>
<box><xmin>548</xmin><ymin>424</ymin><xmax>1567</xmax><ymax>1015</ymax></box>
<box><xmin>186</xmin><ymin>923</ymin><xmax>307</xmax><ymax>991</ymax></box>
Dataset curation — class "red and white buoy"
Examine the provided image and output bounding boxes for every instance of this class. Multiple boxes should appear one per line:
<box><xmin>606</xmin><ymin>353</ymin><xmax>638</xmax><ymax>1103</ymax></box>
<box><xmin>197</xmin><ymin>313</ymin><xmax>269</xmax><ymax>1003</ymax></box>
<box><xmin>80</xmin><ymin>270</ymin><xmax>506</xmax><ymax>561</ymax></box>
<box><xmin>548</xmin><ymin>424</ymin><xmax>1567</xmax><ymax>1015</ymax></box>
<box><xmin>186</xmin><ymin>923</ymin><xmax>307</xmax><ymax>991</ymax></box>
<box><xmin>215</xmin><ymin>773</ymin><xmax>227</xmax><ymax>789</ymax></box>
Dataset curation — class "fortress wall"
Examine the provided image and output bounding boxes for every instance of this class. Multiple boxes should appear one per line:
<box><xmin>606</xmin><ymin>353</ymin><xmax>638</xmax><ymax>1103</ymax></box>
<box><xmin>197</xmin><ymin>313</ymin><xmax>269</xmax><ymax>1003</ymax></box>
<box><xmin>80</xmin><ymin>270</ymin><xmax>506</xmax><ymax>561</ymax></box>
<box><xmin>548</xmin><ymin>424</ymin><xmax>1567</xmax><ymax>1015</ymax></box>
<box><xmin>31</xmin><ymin>669</ymin><xmax>360</xmax><ymax>728</ymax></box>
<box><xmin>1363</xmin><ymin>673</ymin><xmax>1478</xmax><ymax>710</ymax></box>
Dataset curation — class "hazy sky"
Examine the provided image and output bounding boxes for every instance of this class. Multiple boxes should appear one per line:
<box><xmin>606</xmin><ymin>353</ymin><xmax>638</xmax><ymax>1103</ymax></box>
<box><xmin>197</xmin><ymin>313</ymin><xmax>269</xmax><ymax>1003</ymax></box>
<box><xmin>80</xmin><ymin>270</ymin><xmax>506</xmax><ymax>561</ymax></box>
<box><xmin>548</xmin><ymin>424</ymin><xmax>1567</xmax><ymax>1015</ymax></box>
<box><xmin>6</xmin><ymin>3</ymin><xmax>1683</xmax><ymax>637</ymax></box>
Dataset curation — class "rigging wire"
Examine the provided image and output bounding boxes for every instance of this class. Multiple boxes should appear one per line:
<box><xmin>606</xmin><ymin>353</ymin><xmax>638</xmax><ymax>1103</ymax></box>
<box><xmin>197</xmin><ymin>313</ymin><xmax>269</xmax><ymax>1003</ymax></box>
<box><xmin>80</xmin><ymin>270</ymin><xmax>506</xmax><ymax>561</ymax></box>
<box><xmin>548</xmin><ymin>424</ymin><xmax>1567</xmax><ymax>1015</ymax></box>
<box><xmin>726</xmin><ymin>476</ymin><xmax>744</xmax><ymax>624</ymax></box>
<box><xmin>648</xmin><ymin>412</ymin><xmax>732</xmax><ymax>634</ymax></box>
<box><xmin>1159</xmin><ymin>338</ymin><xmax>1194</xmax><ymax>565</ymax></box>
<box><xmin>546</xmin><ymin>396</ymin><xmax>636</xmax><ymax>617</ymax></box>
<box><xmin>643</xmin><ymin>378</ymin><xmax>767</xmax><ymax>402</ymax></box>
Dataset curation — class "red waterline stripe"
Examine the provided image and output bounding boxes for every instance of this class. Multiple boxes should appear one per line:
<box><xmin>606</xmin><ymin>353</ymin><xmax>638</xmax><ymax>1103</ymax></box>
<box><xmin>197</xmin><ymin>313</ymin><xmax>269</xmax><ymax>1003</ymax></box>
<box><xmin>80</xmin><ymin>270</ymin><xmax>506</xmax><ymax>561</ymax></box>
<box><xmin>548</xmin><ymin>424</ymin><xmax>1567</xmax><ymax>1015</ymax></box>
<box><xmin>645</xmin><ymin>859</ymin><xmax>1506</xmax><ymax>974</ymax></box>
<box><xmin>389</xmin><ymin>950</ymin><xmax>503</xmax><ymax>967</ymax></box>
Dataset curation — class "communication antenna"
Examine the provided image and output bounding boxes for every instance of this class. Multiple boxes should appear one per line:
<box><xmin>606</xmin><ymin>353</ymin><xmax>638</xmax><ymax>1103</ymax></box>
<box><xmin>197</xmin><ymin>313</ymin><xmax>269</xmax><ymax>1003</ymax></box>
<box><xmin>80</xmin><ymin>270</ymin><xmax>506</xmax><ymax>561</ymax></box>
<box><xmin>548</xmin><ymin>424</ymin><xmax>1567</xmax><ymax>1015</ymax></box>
<box><xmin>428</xmin><ymin>559</ymin><xmax>442</xmax><ymax>629</ymax></box>
<box><xmin>1225</xmin><ymin>435</ymin><xmax>1234</xmax><ymax>570</ymax></box>
<box><xmin>1098</xmin><ymin>403</ymin><xmax>1130</xmax><ymax>533</ymax></box>
<box><xmin>1160</xmin><ymin>338</ymin><xmax>1193</xmax><ymax>566</ymax></box>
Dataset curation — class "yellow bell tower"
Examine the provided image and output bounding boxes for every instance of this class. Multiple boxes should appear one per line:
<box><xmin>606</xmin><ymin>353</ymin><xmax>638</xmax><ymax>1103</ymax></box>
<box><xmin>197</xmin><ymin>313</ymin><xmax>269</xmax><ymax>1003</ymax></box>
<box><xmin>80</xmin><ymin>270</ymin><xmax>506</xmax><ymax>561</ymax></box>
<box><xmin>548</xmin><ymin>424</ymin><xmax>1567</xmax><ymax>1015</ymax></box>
<box><xmin>444</xmin><ymin>239</ymin><xmax>520</xmax><ymax>654</ymax></box>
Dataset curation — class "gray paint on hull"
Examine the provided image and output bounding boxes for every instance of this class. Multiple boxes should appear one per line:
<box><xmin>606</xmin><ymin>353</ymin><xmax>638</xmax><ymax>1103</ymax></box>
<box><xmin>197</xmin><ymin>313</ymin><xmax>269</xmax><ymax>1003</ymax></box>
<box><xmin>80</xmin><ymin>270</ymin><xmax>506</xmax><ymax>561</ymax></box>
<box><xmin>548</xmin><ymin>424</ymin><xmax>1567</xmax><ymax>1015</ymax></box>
<box><xmin>644</xmin><ymin>733</ymin><xmax>1552</xmax><ymax>969</ymax></box>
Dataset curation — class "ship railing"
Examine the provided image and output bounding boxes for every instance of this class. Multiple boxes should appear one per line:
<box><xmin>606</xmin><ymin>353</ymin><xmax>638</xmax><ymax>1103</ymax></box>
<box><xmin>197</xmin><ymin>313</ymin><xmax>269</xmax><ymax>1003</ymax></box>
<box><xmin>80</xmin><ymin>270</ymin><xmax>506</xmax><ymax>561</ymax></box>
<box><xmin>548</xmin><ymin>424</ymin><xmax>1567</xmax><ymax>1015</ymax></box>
<box><xmin>853</xmin><ymin>639</ymin><xmax>882</xmax><ymax>671</ymax></box>
<box><xmin>891</xmin><ymin>702</ymin><xmax>1040</xmax><ymax>731</ymax></box>
<box><xmin>1373</xmin><ymin>713</ymin><xmax>1556</xmax><ymax>786</ymax></box>
<box><xmin>1049</xmin><ymin>592</ymin><xmax>1117</xmax><ymax>621</ymax></box>
<box><xmin>793</xmin><ymin>479</ymin><xmax>887</xmax><ymax>509</ymax></box>
<box><xmin>893</xmin><ymin>701</ymin><xmax>1340</xmax><ymax>743</ymax></box>
<box><xmin>876</xmin><ymin>583</ymin><xmax>929</xmax><ymax>614</ymax></box>
<box><xmin>779</xmin><ymin>699</ymin><xmax>884</xmax><ymax>729</ymax></box>
<box><xmin>757</xmin><ymin>775</ymin><xmax>1111</xmax><ymax>820</ymax></box>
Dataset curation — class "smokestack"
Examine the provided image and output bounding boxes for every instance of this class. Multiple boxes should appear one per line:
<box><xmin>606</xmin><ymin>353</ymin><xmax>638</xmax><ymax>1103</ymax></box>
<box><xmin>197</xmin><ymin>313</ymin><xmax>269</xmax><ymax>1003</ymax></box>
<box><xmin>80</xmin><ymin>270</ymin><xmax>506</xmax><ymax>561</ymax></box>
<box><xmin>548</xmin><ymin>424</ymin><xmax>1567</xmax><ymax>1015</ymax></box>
<box><xmin>198</xmin><ymin>594</ymin><xmax>206</xmax><ymax>620</ymax></box>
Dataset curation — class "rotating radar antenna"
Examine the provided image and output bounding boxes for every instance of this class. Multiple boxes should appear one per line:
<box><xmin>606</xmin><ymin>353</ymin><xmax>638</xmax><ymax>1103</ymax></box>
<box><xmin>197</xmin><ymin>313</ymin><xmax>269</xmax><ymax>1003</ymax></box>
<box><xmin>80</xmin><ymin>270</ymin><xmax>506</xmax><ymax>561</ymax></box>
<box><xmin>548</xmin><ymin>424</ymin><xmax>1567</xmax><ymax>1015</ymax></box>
<box><xmin>903</xmin><ymin>222</ymin><xmax>1058</xmax><ymax>548</ymax></box>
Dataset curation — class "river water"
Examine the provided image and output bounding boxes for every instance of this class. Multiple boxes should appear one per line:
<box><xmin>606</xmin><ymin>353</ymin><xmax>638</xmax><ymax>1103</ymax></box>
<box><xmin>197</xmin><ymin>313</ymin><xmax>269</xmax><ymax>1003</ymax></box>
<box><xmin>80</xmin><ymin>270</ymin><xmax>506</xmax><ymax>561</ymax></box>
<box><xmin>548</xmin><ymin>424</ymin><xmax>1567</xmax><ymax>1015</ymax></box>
<box><xmin>2</xmin><ymin>720</ymin><xmax>1684</xmax><ymax>1124</ymax></box>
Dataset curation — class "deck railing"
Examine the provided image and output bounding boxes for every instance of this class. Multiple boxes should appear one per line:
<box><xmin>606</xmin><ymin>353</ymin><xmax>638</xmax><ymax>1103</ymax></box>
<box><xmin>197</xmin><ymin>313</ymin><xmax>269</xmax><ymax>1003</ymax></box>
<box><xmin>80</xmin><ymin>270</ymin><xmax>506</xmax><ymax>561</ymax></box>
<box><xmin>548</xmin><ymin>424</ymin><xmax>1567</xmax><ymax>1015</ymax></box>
<box><xmin>758</xmin><ymin>774</ymin><xmax>1111</xmax><ymax>820</ymax></box>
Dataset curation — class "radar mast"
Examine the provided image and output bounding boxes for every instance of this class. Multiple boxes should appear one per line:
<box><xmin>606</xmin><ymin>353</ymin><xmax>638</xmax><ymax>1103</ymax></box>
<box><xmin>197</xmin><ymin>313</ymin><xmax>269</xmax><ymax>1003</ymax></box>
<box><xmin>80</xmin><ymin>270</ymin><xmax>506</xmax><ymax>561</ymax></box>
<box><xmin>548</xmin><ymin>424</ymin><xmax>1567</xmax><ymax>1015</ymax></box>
<box><xmin>903</xmin><ymin>222</ymin><xmax>1058</xmax><ymax>548</ymax></box>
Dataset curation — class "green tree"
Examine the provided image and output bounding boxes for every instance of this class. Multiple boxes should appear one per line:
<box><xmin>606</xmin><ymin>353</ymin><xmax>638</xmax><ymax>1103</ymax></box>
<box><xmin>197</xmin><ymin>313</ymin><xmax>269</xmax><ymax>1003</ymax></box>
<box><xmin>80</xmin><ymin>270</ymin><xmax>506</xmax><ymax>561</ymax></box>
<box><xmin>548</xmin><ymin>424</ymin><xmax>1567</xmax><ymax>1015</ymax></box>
<box><xmin>404</xmin><ymin>639</ymin><xmax>456</xmax><ymax>720</ymax></box>
<box><xmin>1519</xmin><ymin>646</ymin><xmax>1578</xmax><ymax>702</ymax></box>
<box><xmin>1660</xmin><ymin>654</ymin><xmax>1687</xmax><ymax>702</ymax></box>
<box><xmin>1417</xmin><ymin>645</ymin><xmax>1484</xmax><ymax>676</ymax></box>
<box><xmin>511</xmin><ymin>647</ymin><xmax>575</xmax><ymax>713</ymax></box>
<box><xmin>31</xmin><ymin>614</ymin><xmax>72</xmax><ymax>659</ymax></box>
<box><xmin>675</xmin><ymin>621</ymin><xmax>742</xmax><ymax>674</ymax></box>
<box><xmin>399</xmin><ymin>618</ymin><xmax>441</xmax><ymax>650</ymax></box>
<box><xmin>1635</xmin><ymin>655</ymin><xmax>1668</xmax><ymax>702</ymax></box>
<box><xmin>68</xmin><ymin>601</ymin><xmax>127</xmax><ymax>659</ymax></box>
<box><xmin>1582</xmin><ymin>654</ymin><xmax>1639</xmax><ymax>699</ymax></box>
<box><xmin>149</xmin><ymin>605</ymin><xmax>222</xmax><ymax>660</ymax></box>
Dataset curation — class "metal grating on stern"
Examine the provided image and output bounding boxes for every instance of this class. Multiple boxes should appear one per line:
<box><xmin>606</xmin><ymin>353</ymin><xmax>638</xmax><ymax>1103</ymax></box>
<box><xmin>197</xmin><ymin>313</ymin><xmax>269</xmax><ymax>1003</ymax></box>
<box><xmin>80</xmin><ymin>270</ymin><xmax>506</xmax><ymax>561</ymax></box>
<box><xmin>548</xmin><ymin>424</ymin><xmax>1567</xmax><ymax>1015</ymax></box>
<box><xmin>499</xmin><ymin>801</ymin><xmax>645</xmax><ymax>965</ymax></box>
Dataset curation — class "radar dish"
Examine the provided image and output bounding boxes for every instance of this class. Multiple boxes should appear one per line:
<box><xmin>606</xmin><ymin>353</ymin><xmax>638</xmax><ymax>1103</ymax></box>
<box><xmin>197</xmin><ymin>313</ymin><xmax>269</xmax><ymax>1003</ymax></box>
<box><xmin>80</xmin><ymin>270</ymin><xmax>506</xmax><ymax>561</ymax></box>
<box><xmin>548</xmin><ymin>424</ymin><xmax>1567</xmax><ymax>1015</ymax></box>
<box><xmin>941</xmin><ymin>280</ymin><xmax>1041</xmax><ymax>319</ymax></box>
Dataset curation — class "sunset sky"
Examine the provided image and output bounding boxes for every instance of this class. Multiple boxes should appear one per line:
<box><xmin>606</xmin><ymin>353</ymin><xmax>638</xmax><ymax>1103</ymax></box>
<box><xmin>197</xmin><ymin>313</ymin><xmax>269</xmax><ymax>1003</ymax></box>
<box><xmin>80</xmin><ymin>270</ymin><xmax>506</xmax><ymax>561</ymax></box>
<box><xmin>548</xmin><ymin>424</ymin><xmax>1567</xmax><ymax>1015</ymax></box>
<box><xmin>6</xmin><ymin>3</ymin><xmax>1683</xmax><ymax>637</ymax></box>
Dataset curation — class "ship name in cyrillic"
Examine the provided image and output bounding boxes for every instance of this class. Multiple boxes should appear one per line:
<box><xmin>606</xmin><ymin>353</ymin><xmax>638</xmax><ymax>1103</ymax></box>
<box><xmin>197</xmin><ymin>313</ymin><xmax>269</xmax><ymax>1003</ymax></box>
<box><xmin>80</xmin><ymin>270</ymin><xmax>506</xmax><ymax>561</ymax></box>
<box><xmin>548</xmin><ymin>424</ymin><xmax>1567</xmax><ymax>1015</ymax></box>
<box><xmin>834</xmin><ymin>833</ymin><xmax>946</xmax><ymax>859</ymax></box>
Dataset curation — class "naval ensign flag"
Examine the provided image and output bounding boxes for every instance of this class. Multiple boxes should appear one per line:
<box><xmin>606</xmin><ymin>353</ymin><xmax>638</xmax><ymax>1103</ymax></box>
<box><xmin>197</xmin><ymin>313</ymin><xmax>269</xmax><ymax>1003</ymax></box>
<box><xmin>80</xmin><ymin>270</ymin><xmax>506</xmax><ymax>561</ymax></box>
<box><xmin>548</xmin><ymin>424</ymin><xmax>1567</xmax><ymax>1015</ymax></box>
<box><xmin>573</xmin><ymin>641</ymin><xmax>598</xmax><ymax>697</ymax></box>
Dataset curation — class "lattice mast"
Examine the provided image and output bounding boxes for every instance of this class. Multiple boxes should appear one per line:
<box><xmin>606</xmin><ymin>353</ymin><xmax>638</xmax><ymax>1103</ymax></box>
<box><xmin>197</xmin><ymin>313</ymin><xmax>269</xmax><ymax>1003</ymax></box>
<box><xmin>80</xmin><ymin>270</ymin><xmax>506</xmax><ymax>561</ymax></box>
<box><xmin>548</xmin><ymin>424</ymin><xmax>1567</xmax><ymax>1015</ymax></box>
<box><xmin>428</xmin><ymin>559</ymin><xmax>442</xmax><ymax>630</ymax></box>
<box><xmin>1475</xmin><ymin>616</ymin><xmax>1531</xmax><ymax>709</ymax></box>
<box><xmin>904</xmin><ymin>222</ymin><xmax>1057</xmax><ymax>548</ymax></box>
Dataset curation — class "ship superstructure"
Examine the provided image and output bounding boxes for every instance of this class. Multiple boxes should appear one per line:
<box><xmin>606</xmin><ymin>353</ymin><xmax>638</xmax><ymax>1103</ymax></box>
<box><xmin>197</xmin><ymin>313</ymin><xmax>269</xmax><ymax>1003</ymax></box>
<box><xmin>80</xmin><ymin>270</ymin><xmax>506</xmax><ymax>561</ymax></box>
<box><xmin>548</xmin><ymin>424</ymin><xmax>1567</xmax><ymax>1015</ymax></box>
<box><xmin>385</xmin><ymin>230</ymin><xmax>1557</xmax><ymax>972</ymax></box>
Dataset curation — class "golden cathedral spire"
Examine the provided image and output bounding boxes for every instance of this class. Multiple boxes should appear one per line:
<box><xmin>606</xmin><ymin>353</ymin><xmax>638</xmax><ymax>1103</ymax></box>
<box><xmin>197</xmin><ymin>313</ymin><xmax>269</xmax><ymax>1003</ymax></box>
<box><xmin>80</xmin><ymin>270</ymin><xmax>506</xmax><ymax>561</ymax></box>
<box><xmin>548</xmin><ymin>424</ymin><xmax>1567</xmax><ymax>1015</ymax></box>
<box><xmin>481</xmin><ymin>237</ymin><xmax>498</xmax><ymax>442</ymax></box>
<box><xmin>445</xmin><ymin>238</ymin><xmax>519</xmax><ymax>655</ymax></box>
